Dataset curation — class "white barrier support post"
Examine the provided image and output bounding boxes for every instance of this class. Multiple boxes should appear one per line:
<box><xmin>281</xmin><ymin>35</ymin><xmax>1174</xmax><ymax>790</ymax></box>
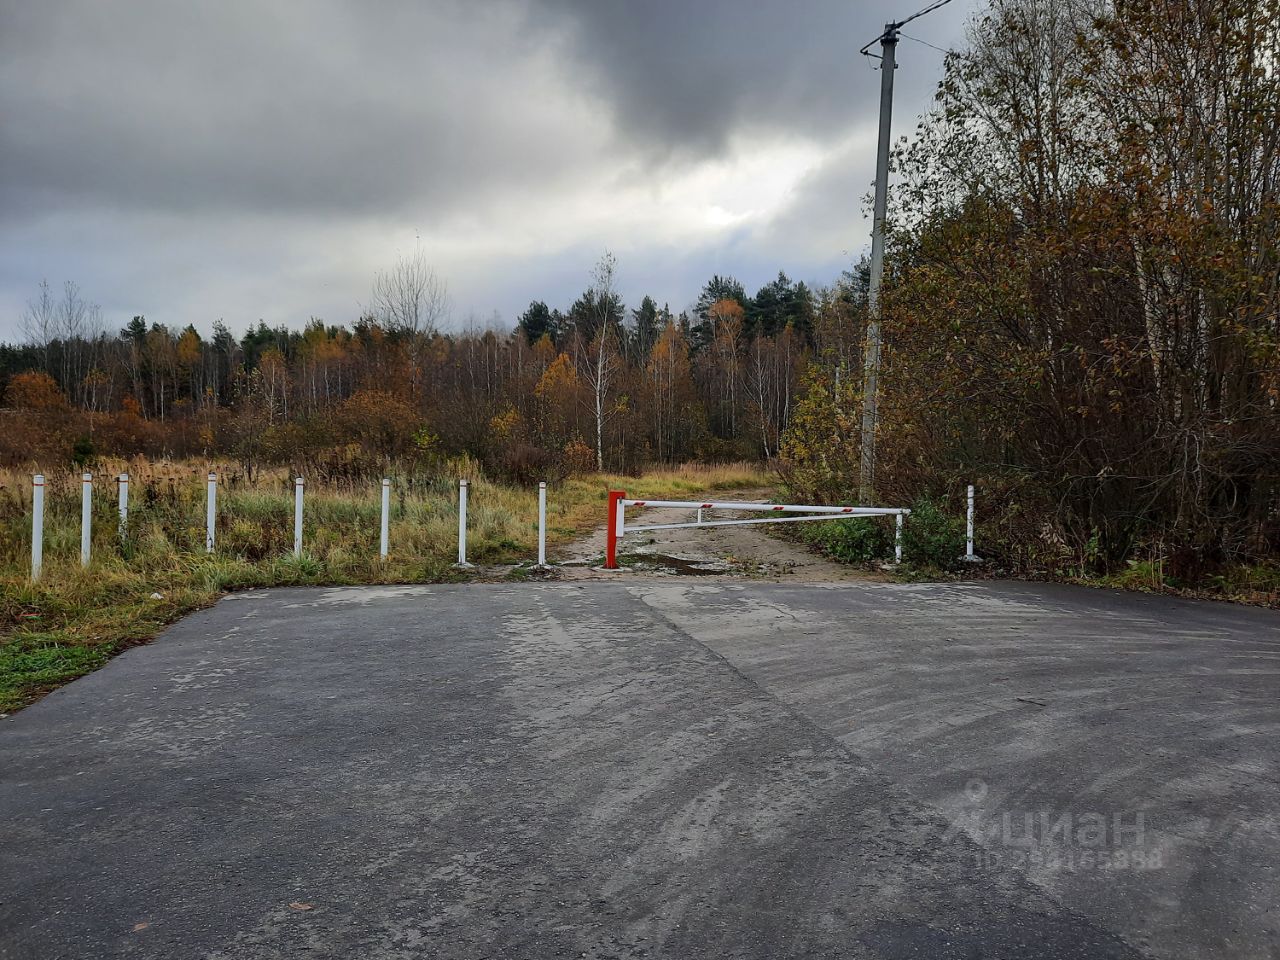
<box><xmin>455</xmin><ymin>479</ymin><xmax>472</xmax><ymax>568</ymax></box>
<box><xmin>895</xmin><ymin>511</ymin><xmax>904</xmax><ymax>564</ymax></box>
<box><xmin>537</xmin><ymin>481</ymin><xmax>547</xmax><ymax>567</ymax></box>
<box><xmin>31</xmin><ymin>474</ymin><xmax>45</xmax><ymax>581</ymax></box>
<box><xmin>966</xmin><ymin>483</ymin><xmax>975</xmax><ymax>560</ymax></box>
<box><xmin>293</xmin><ymin>477</ymin><xmax>304</xmax><ymax>558</ymax></box>
<box><xmin>80</xmin><ymin>472</ymin><xmax>92</xmax><ymax>567</ymax></box>
<box><xmin>380</xmin><ymin>478</ymin><xmax>391</xmax><ymax>559</ymax></box>
<box><xmin>118</xmin><ymin>473</ymin><xmax>129</xmax><ymax>539</ymax></box>
<box><xmin>206</xmin><ymin>472</ymin><xmax>217</xmax><ymax>553</ymax></box>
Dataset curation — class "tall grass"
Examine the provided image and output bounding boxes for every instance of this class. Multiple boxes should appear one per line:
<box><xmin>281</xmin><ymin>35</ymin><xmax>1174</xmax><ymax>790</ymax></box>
<box><xmin>0</xmin><ymin>459</ymin><xmax>771</xmax><ymax>712</ymax></box>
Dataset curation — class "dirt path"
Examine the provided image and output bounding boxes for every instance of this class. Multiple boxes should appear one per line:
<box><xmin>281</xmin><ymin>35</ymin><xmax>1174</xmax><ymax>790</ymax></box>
<box><xmin>554</xmin><ymin>487</ymin><xmax>886</xmax><ymax>582</ymax></box>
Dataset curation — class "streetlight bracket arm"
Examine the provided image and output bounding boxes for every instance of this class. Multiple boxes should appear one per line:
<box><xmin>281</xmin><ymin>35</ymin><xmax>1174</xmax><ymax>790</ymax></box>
<box><xmin>859</xmin><ymin>25</ymin><xmax>900</xmax><ymax>58</ymax></box>
<box><xmin>858</xmin><ymin>0</ymin><xmax>954</xmax><ymax>57</ymax></box>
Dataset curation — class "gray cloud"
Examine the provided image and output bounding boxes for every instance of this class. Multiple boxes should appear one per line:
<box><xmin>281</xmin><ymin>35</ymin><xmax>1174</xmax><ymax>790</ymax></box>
<box><xmin>532</xmin><ymin>0</ymin><xmax>965</xmax><ymax>159</ymax></box>
<box><xmin>0</xmin><ymin>0</ymin><xmax>603</xmax><ymax>219</ymax></box>
<box><xmin>0</xmin><ymin>0</ymin><xmax>977</xmax><ymax>338</ymax></box>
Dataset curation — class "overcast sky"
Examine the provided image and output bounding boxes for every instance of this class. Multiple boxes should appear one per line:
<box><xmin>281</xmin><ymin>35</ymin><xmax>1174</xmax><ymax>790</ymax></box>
<box><xmin>0</xmin><ymin>0</ymin><xmax>977</xmax><ymax>341</ymax></box>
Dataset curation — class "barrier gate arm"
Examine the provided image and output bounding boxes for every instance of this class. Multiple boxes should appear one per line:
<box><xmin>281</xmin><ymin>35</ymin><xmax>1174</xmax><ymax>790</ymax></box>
<box><xmin>602</xmin><ymin>491</ymin><xmax>909</xmax><ymax>569</ymax></box>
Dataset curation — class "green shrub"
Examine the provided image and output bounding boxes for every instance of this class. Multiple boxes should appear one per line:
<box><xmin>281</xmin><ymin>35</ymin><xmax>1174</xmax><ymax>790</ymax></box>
<box><xmin>72</xmin><ymin>436</ymin><xmax>96</xmax><ymax>467</ymax></box>
<box><xmin>902</xmin><ymin>498</ymin><xmax>966</xmax><ymax>570</ymax></box>
<box><xmin>810</xmin><ymin>517</ymin><xmax>893</xmax><ymax>565</ymax></box>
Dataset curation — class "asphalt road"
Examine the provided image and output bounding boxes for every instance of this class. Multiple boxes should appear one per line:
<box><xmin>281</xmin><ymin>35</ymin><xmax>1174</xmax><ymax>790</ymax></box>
<box><xmin>2</xmin><ymin>579</ymin><xmax>1278</xmax><ymax>959</ymax></box>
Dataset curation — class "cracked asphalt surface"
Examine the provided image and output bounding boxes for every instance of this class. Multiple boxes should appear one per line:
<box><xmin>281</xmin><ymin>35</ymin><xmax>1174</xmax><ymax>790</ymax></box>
<box><xmin>2</xmin><ymin>578</ymin><xmax>1278</xmax><ymax>959</ymax></box>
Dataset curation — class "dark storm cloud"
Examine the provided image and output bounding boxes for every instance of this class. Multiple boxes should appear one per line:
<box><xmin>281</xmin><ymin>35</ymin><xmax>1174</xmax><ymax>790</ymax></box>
<box><xmin>531</xmin><ymin>0</ymin><xmax>969</xmax><ymax>157</ymax></box>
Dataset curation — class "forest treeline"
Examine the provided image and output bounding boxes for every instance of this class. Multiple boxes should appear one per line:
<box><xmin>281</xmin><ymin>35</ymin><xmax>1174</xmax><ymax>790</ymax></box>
<box><xmin>0</xmin><ymin>256</ymin><xmax>826</xmax><ymax>483</ymax></box>
<box><xmin>3</xmin><ymin>0</ymin><xmax>1277</xmax><ymax>583</ymax></box>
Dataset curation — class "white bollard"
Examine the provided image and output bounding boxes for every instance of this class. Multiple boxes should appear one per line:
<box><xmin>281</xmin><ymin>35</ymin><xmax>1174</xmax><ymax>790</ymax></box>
<box><xmin>894</xmin><ymin>511</ymin><xmax>904</xmax><ymax>564</ymax></box>
<box><xmin>118</xmin><ymin>473</ymin><xmax>129</xmax><ymax>539</ymax></box>
<box><xmin>455</xmin><ymin>479</ymin><xmax>472</xmax><ymax>568</ymax></box>
<box><xmin>966</xmin><ymin>483</ymin><xmax>975</xmax><ymax>560</ymax></box>
<box><xmin>80</xmin><ymin>472</ymin><xmax>92</xmax><ymax>567</ymax></box>
<box><xmin>537</xmin><ymin>481</ymin><xmax>547</xmax><ymax>567</ymax></box>
<box><xmin>380</xmin><ymin>478</ymin><xmax>391</xmax><ymax>560</ymax></box>
<box><xmin>31</xmin><ymin>474</ymin><xmax>45</xmax><ymax>581</ymax></box>
<box><xmin>293</xmin><ymin>477</ymin><xmax>304</xmax><ymax>558</ymax></box>
<box><xmin>206</xmin><ymin>472</ymin><xmax>217</xmax><ymax>553</ymax></box>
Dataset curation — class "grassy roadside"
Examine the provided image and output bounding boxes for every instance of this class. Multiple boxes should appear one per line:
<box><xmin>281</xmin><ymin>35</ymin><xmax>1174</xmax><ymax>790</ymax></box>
<box><xmin>0</xmin><ymin>460</ymin><xmax>772</xmax><ymax>713</ymax></box>
<box><xmin>1063</xmin><ymin>562</ymin><xmax>1280</xmax><ymax>608</ymax></box>
<box><xmin>774</xmin><ymin>502</ymin><xmax>1280</xmax><ymax>606</ymax></box>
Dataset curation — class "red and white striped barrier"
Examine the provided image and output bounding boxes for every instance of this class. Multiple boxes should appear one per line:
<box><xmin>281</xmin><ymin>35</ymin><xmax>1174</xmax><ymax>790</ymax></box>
<box><xmin>604</xmin><ymin>491</ymin><xmax>909</xmax><ymax>569</ymax></box>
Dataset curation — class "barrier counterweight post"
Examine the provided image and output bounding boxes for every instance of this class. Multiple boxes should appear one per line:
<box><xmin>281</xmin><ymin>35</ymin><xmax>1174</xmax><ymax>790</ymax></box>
<box><xmin>605</xmin><ymin>490</ymin><xmax>624</xmax><ymax>569</ymax></box>
<box><xmin>31</xmin><ymin>474</ymin><xmax>44</xmax><ymax>581</ymax></box>
<box><xmin>537</xmin><ymin>481</ymin><xmax>547</xmax><ymax>567</ymax></box>
<box><xmin>455</xmin><ymin>479</ymin><xmax>472</xmax><ymax>568</ymax></box>
<box><xmin>380</xmin><ymin>478</ymin><xmax>391</xmax><ymax>559</ymax></box>
<box><xmin>206</xmin><ymin>472</ymin><xmax>217</xmax><ymax>553</ymax></box>
<box><xmin>293</xmin><ymin>477</ymin><xmax>304</xmax><ymax>557</ymax></box>
<box><xmin>80</xmin><ymin>472</ymin><xmax>92</xmax><ymax>567</ymax></box>
<box><xmin>966</xmin><ymin>484</ymin><xmax>975</xmax><ymax>560</ymax></box>
<box><xmin>895</xmin><ymin>511</ymin><xmax>904</xmax><ymax>564</ymax></box>
<box><xmin>118</xmin><ymin>473</ymin><xmax>129</xmax><ymax>540</ymax></box>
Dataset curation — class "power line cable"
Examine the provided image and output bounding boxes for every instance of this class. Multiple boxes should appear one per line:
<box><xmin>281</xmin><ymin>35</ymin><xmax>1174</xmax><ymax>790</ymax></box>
<box><xmin>898</xmin><ymin>31</ymin><xmax>954</xmax><ymax>55</ymax></box>
<box><xmin>897</xmin><ymin>0</ymin><xmax>957</xmax><ymax>30</ymax></box>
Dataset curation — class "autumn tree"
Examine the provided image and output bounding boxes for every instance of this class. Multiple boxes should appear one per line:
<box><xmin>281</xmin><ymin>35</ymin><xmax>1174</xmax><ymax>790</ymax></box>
<box><xmin>533</xmin><ymin>351</ymin><xmax>586</xmax><ymax>461</ymax></box>
<box><xmin>746</xmin><ymin>325</ymin><xmax>804</xmax><ymax>458</ymax></box>
<box><xmin>693</xmin><ymin>275</ymin><xmax>748</xmax><ymax>349</ymax></box>
<box><xmin>336</xmin><ymin>389</ymin><xmax>421</xmax><ymax>465</ymax></box>
<box><xmin>704</xmin><ymin>298</ymin><xmax>744</xmax><ymax>440</ymax></box>
<box><xmin>644</xmin><ymin>320</ymin><xmax>701</xmax><ymax>462</ymax></box>
<box><xmin>779</xmin><ymin>365</ymin><xmax>864</xmax><ymax>503</ymax></box>
<box><xmin>0</xmin><ymin>371</ymin><xmax>77</xmax><ymax>464</ymax></box>
<box><xmin>797</xmin><ymin>0</ymin><xmax>1280</xmax><ymax>573</ymax></box>
<box><xmin>572</xmin><ymin>252</ymin><xmax>624</xmax><ymax>471</ymax></box>
<box><xmin>369</xmin><ymin>248</ymin><xmax>449</xmax><ymax>403</ymax></box>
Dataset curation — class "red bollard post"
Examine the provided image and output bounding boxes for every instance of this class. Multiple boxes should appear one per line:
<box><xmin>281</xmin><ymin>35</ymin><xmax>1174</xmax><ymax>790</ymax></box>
<box><xmin>605</xmin><ymin>490</ymin><xmax>624</xmax><ymax>569</ymax></box>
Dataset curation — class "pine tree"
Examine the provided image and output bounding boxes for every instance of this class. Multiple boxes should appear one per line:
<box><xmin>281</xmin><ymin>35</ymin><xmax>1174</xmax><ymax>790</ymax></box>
<box><xmin>517</xmin><ymin>301</ymin><xmax>556</xmax><ymax>345</ymax></box>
